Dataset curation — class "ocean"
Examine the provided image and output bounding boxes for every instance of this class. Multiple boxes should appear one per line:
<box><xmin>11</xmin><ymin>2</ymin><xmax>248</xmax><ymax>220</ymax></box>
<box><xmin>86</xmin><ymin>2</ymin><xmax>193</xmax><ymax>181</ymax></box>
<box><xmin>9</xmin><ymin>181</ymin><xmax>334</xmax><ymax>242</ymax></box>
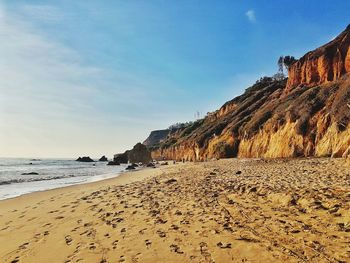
<box><xmin>0</xmin><ymin>158</ymin><xmax>127</xmax><ymax>200</ymax></box>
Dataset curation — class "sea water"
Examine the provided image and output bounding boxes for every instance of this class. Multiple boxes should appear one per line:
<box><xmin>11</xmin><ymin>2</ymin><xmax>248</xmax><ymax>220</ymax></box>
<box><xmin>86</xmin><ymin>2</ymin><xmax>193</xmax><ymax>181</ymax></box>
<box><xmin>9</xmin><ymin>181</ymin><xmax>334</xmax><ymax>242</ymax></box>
<box><xmin>0</xmin><ymin>158</ymin><xmax>127</xmax><ymax>200</ymax></box>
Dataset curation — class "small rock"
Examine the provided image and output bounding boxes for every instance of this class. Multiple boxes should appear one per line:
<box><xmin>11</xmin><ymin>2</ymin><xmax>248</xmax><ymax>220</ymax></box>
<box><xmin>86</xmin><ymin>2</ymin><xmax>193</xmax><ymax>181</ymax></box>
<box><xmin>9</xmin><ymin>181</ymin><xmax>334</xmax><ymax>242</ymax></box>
<box><xmin>217</xmin><ymin>242</ymin><xmax>232</xmax><ymax>249</ymax></box>
<box><xmin>125</xmin><ymin>165</ymin><xmax>136</xmax><ymax>170</ymax></box>
<box><xmin>165</xmin><ymin>179</ymin><xmax>177</xmax><ymax>184</ymax></box>
<box><xmin>107</xmin><ymin>161</ymin><xmax>120</xmax><ymax>165</ymax></box>
<box><xmin>21</xmin><ymin>172</ymin><xmax>39</xmax><ymax>175</ymax></box>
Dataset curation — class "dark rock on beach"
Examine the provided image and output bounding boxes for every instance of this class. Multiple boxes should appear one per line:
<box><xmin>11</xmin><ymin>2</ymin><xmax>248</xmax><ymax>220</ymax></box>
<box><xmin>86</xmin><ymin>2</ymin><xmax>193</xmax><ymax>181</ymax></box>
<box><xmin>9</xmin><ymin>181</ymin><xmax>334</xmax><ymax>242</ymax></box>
<box><xmin>107</xmin><ymin>161</ymin><xmax>120</xmax><ymax>166</ymax></box>
<box><xmin>128</xmin><ymin>143</ymin><xmax>152</xmax><ymax>164</ymax></box>
<box><xmin>125</xmin><ymin>165</ymin><xmax>136</xmax><ymax>170</ymax></box>
<box><xmin>113</xmin><ymin>143</ymin><xmax>152</xmax><ymax>165</ymax></box>
<box><xmin>113</xmin><ymin>151</ymin><xmax>129</xmax><ymax>164</ymax></box>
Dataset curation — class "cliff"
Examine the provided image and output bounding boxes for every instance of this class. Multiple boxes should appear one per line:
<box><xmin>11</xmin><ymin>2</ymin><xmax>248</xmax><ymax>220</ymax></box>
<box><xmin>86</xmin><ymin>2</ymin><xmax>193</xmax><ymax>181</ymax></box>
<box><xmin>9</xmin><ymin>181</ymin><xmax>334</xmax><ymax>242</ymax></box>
<box><xmin>143</xmin><ymin>129</ymin><xmax>170</xmax><ymax>147</ymax></box>
<box><xmin>286</xmin><ymin>24</ymin><xmax>350</xmax><ymax>91</ymax></box>
<box><xmin>145</xmin><ymin>25</ymin><xmax>350</xmax><ymax>160</ymax></box>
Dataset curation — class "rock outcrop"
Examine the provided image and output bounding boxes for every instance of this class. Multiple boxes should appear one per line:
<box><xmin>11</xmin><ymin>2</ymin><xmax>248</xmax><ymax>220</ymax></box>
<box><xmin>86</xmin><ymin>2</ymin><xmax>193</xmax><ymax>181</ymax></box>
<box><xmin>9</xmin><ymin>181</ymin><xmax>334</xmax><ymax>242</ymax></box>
<box><xmin>286</xmin><ymin>24</ymin><xmax>350</xmax><ymax>91</ymax></box>
<box><xmin>107</xmin><ymin>160</ymin><xmax>120</xmax><ymax>165</ymax></box>
<box><xmin>76</xmin><ymin>156</ymin><xmax>94</xmax><ymax>162</ymax></box>
<box><xmin>113</xmin><ymin>151</ymin><xmax>129</xmax><ymax>164</ymax></box>
<box><xmin>147</xmin><ymin>25</ymin><xmax>350</xmax><ymax>160</ymax></box>
<box><xmin>113</xmin><ymin>144</ymin><xmax>153</xmax><ymax>164</ymax></box>
<box><xmin>99</xmin><ymin>155</ymin><xmax>108</xmax><ymax>162</ymax></box>
<box><xmin>143</xmin><ymin>129</ymin><xmax>170</xmax><ymax>147</ymax></box>
<box><xmin>128</xmin><ymin>143</ymin><xmax>152</xmax><ymax>164</ymax></box>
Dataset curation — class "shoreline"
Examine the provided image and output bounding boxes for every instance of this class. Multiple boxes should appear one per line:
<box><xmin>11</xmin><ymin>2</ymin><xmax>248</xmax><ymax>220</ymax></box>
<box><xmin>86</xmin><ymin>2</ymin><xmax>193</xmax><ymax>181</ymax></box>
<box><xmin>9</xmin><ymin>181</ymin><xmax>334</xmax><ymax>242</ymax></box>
<box><xmin>0</xmin><ymin>159</ymin><xmax>130</xmax><ymax>201</ymax></box>
<box><xmin>0</xmin><ymin>165</ymin><xmax>162</xmax><ymax>207</ymax></box>
<box><xmin>0</xmin><ymin>158</ymin><xmax>349</xmax><ymax>262</ymax></box>
<box><xmin>0</xmin><ymin>166</ymin><xmax>132</xmax><ymax>202</ymax></box>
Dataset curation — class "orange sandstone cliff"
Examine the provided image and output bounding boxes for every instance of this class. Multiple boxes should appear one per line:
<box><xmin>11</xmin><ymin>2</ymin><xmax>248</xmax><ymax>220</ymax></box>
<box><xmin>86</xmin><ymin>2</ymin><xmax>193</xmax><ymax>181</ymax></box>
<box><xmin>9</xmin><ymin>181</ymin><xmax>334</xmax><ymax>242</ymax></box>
<box><xmin>286</xmin><ymin>24</ymin><xmax>350</xmax><ymax>91</ymax></box>
<box><xmin>145</xmin><ymin>25</ymin><xmax>350</xmax><ymax>160</ymax></box>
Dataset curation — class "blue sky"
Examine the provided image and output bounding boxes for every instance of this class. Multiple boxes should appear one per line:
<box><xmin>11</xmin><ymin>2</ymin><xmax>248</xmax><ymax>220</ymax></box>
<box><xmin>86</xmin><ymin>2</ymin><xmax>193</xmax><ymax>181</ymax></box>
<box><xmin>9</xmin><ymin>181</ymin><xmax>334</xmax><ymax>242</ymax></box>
<box><xmin>1</xmin><ymin>0</ymin><xmax>350</xmax><ymax>158</ymax></box>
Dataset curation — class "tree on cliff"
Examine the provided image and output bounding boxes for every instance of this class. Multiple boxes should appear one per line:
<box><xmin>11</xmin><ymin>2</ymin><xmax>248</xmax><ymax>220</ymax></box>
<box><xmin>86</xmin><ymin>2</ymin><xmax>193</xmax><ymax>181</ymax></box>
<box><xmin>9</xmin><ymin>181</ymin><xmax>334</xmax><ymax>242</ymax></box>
<box><xmin>278</xmin><ymin>55</ymin><xmax>297</xmax><ymax>76</ymax></box>
<box><xmin>283</xmin><ymin>56</ymin><xmax>297</xmax><ymax>69</ymax></box>
<box><xmin>278</xmin><ymin>56</ymin><xmax>284</xmax><ymax>75</ymax></box>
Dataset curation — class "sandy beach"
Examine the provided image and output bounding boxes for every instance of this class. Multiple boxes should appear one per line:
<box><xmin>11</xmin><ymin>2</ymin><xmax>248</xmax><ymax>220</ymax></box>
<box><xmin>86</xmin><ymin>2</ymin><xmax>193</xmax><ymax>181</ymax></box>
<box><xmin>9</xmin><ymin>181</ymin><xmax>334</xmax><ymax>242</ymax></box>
<box><xmin>0</xmin><ymin>158</ymin><xmax>349</xmax><ymax>263</ymax></box>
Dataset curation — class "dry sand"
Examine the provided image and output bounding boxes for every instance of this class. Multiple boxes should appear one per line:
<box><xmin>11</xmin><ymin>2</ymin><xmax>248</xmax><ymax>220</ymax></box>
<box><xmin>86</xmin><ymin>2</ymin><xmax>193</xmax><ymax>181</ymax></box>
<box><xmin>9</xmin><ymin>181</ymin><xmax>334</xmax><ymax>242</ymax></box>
<box><xmin>0</xmin><ymin>158</ymin><xmax>349</xmax><ymax>263</ymax></box>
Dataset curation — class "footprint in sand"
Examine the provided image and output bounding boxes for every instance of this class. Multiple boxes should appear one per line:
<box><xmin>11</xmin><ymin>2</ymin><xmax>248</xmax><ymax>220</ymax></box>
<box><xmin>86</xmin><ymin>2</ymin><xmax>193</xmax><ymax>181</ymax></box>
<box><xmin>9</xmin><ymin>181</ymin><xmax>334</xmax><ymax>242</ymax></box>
<box><xmin>216</xmin><ymin>242</ymin><xmax>232</xmax><ymax>249</ymax></box>
<box><xmin>65</xmin><ymin>235</ymin><xmax>73</xmax><ymax>245</ymax></box>
<box><xmin>145</xmin><ymin>239</ymin><xmax>152</xmax><ymax>248</ymax></box>
<box><xmin>156</xmin><ymin>229</ymin><xmax>166</xmax><ymax>238</ymax></box>
<box><xmin>89</xmin><ymin>243</ymin><xmax>96</xmax><ymax>250</ymax></box>
<box><xmin>138</xmin><ymin>228</ymin><xmax>147</xmax><ymax>234</ymax></box>
<box><xmin>1</xmin><ymin>226</ymin><xmax>9</xmax><ymax>231</ymax></box>
<box><xmin>170</xmin><ymin>244</ymin><xmax>184</xmax><ymax>254</ymax></box>
<box><xmin>131</xmin><ymin>252</ymin><xmax>142</xmax><ymax>263</ymax></box>
<box><xmin>10</xmin><ymin>256</ymin><xmax>20</xmax><ymax>263</ymax></box>
<box><xmin>112</xmin><ymin>240</ymin><xmax>119</xmax><ymax>249</ymax></box>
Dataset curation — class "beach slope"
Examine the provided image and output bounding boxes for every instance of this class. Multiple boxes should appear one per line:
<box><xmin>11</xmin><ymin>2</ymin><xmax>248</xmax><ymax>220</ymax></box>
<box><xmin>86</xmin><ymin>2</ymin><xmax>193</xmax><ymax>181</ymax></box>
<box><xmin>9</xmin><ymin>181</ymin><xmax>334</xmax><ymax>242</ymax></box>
<box><xmin>0</xmin><ymin>159</ymin><xmax>349</xmax><ymax>263</ymax></box>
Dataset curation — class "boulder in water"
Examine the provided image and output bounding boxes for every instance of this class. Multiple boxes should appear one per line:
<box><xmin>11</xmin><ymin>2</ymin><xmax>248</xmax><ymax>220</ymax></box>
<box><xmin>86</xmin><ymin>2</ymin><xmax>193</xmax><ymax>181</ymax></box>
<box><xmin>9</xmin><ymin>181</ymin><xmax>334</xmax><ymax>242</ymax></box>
<box><xmin>76</xmin><ymin>156</ymin><xmax>94</xmax><ymax>162</ymax></box>
<box><xmin>99</xmin><ymin>155</ymin><xmax>108</xmax><ymax>162</ymax></box>
<box><xmin>21</xmin><ymin>172</ymin><xmax>39</xmax><ymax>175</ymax></box>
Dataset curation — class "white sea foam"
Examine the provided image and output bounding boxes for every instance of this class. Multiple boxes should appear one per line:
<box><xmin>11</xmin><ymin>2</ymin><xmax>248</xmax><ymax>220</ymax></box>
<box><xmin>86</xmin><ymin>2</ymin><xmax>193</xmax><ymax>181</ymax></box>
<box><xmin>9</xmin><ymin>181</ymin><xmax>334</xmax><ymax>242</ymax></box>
<box><xmin>0</xmin><ymin>158</ymin><xmax>127</xmax><ymax>200</ymax></box>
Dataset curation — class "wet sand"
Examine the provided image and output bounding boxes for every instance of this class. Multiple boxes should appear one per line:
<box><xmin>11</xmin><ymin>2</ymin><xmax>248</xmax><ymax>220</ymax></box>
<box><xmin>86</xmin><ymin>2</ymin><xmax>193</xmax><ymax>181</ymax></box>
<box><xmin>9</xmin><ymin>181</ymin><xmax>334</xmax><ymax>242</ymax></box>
<box><xmin>0</xmin><ymin>158</ymin><xmax>349</xmax><ymax>263</ymax></box>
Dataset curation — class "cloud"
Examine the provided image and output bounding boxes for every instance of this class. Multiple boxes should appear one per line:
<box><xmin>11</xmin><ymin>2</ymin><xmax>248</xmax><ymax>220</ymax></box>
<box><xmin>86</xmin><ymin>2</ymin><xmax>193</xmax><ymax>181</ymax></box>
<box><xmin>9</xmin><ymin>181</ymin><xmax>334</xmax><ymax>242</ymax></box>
<box><xmin>245</xmin><ymin>9</ymin><xmax>256</xmax><ymax>23</ymax></box>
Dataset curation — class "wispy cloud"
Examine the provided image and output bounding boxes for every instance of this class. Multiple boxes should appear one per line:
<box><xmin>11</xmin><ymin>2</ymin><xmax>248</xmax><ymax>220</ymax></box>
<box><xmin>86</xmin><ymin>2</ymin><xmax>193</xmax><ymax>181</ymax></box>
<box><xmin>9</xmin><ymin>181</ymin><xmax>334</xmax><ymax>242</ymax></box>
<box><xmin>245</xmin><ymin>9</ymin><xmax>256</xmax><ymax>23</ymax></box>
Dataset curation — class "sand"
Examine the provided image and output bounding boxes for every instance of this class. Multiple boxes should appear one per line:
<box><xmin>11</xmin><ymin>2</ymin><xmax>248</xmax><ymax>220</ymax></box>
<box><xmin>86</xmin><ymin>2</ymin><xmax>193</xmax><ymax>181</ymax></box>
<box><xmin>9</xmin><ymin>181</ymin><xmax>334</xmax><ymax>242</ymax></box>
<box><xmin>0</xmin><ymin>158</ymin><xmax>349</xmax><ymax>263</ymax></box>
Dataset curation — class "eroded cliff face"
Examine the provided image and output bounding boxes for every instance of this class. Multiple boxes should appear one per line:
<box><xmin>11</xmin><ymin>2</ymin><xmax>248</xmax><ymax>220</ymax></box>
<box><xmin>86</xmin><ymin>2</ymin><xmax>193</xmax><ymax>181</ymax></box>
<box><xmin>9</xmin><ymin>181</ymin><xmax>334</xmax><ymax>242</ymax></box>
<box><xmin>142</xmin><ymin>129</ymin><xmax>170</xmax><ymax>147</ymax></box>
<box><xmin>147</xmin><ymin>25</ymin><xmax>350</xmax><ymax>160</ymax></box>
<box><xmin>286</xmin><ymin>25</ymin><xmax>350</xmax><ymax>91</ymax></box>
